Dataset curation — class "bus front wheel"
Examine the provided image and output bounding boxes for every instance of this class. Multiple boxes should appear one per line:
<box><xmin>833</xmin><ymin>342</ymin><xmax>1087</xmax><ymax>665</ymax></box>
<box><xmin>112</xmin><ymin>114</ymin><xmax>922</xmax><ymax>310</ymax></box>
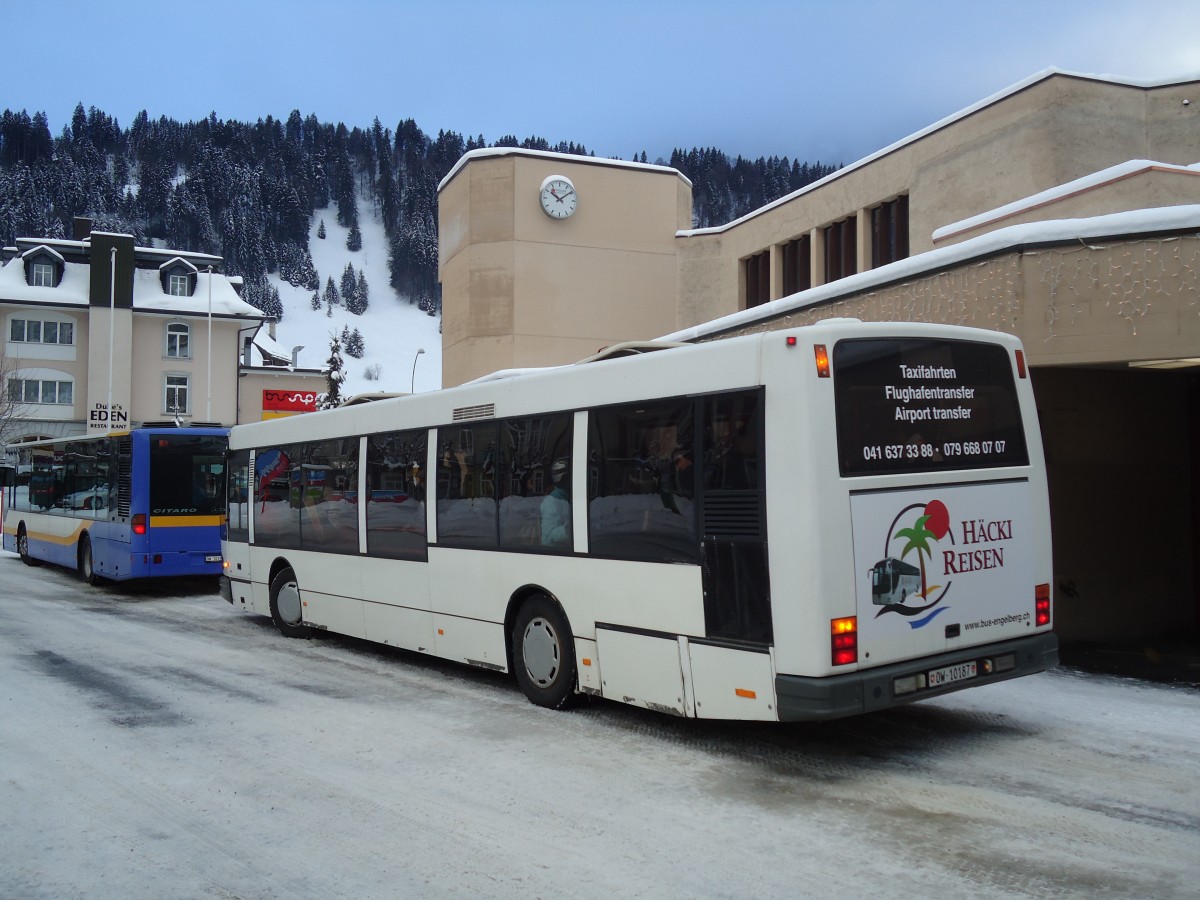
<box><xmin>17</xmin><ymin>526</ymin><xmax>39</xmax><ymax>567</ymax></box>
<box><xmin>269</xmin><ymin>567</ymin><xmax>310</xmax><ymax>638</ymax></box>
<box><xmin>78</xmin><ymin>534</ymin><xmax>100</xmax><ymax>585</ymax></box>
<box><xmin>512</xmin><ymin>595</ymin><xmax>578</xmax><ymax>710</ymax></box>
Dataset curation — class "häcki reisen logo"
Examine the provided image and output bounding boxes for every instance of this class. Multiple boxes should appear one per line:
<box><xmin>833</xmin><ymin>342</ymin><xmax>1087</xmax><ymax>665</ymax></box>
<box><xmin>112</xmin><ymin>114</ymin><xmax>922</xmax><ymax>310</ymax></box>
<box><xmin>869</xmin><ymin>499</ymin><xmax>954</xmax><ymax>629</ymax></box>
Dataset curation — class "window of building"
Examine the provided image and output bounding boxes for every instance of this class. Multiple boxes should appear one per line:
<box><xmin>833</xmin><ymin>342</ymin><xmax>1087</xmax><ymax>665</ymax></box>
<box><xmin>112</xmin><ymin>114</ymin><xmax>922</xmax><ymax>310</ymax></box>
<box><xmin>166</xmin><ymin>322</ymin><xmax>190</xmax><ymax>358</ymax></box>
<box><xmin>7</xmin><ymin>378</ymin><xmax>73</xmax><ymax>405</ymax></box>
<box><xmin>168</xmin><ymin>273</ymin><xmax>190</xmax><ymax>296</ymax></box>
<box><xmin>871</xmin><ymin>195</ymin><xmax>909</xmax><ymax>268</ymax></box>
<box><xmin>32</xmin><ymin>262</ymin><xmax>56</xmax><ymax>287</ymax></box>
<box><xmin>743</xmin><ymin>249</ymin><xmax>771</xmax><ymax>309</ymax></box>
<box><xmin>824</xmin><ymin>215</ymin><xmax>857</xmax><ymax>283</ymax></box>
<box><xmin>164</xmin><ymin>374</ymin><xmax>190</xmax><ymax>415</ymax></box>
<box><xmin>781</xmin><ymin>235</ymin><xmax>811</xmax><ymax>296</ymax></box>
<box><xmin>8</xmin><ymin>318</ymin><xmax>74</xmax><ymax>345</ymax></box>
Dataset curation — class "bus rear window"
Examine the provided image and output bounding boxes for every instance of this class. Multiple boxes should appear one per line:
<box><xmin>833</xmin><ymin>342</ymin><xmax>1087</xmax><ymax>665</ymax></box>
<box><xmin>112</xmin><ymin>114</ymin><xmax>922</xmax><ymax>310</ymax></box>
<box><xmin>833</xmin><ymin>338</ymin><xmax>1029</xmax><ymax>477</ymax></box>
<box><xmin>149</xmin><ymin>435</ymin><xmax>227</xmax><ymax>515</ymax></box>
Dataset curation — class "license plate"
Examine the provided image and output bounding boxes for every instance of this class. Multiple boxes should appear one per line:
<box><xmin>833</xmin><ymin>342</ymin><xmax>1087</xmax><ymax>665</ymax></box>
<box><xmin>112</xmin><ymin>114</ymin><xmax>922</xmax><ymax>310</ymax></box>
<box><xmin>205</xmin><ymin>555</ymin><xmax>222</xmax><ymax>563</ymax></box>
<box><xmin>928</xmin><ymin>661</ymin><xmax>977</xmax><ymax>687</ymax></box>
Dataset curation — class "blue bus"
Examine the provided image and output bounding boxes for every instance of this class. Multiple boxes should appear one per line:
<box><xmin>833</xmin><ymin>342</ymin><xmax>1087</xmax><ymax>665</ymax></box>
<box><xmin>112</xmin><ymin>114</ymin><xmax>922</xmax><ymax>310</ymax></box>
<box><xmin>2</xmin><ymin>427</ymin><xmax>228</xmax><ymax>583</ymax></box>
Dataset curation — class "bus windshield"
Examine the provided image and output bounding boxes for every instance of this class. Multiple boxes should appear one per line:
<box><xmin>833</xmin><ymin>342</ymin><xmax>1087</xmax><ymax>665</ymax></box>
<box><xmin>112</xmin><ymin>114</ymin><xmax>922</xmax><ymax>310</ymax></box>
<box><xmin>149</xmin><ymin>434</ymin><xmax>227</xmax><ymax>516</ymax></box>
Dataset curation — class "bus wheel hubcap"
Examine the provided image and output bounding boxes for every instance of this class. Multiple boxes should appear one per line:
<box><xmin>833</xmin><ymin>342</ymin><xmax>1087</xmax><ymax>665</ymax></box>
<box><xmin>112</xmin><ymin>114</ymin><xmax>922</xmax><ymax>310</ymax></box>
<box><xmin>522</xmin><ymin>618</ymin><xmax>560</xmax><ymax>687</ymax></box>
<box><xmin>276</xmin><ymin>582</ymin><xmax>302</xmax><ymax>625</ymax></box>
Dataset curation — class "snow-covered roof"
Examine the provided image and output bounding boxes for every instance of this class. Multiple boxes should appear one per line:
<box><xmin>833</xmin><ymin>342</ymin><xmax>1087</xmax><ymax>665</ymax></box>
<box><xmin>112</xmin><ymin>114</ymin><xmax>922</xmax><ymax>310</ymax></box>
<box><xmin>438</xmin><ymin>146</ymin><xmax>692</xmax><ymax>193</ymax></box>
<box><xmin>133</xmin><ymin>268</ymin><xmax>261</xmax><ymax>317</ymax></box>
<box><xmin>678</xmin><ymin>68</ymin><xmax>1200</xmax><ymax>238</ymax></box>
<box><xmin>933</xmin><ymin>160</ymin><xmax>1200</xmax><ymax>242</ymax></box>
<box><xmin>251</xmin><ymin>328</ymin><xmax>294</xmax><ymax>365</ymax></box>
<box><xmin>0</xmin><ymin>256</ymin><xmax>89</xmax><ymax>304</ymax></box>
<box><xmin>0</xmin><ymin>257</ymin><xmax>263</xmax><ymax>319</ymax></box>
<box><xmin>20</xmin><ymin>244</ymin><xmax>65</xmax><ymax>263</ymax></box>
<box><xmin>158</xmin><ymin>256</ymin><xmax>199</xmax><ymax>273</ymax></box>
<box><xmin>660</xmin><ymin>204</ymin><xmax>1200</xmax><ymax>342</ymax></box>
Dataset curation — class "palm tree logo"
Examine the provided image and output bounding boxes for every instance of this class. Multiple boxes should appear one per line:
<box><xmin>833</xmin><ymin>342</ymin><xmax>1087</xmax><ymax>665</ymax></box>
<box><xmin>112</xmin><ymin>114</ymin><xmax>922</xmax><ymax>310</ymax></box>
<box><xmin>893</xmin><ymin>499</ymin><xmax>949</xmax><ymax>599</ymax></box>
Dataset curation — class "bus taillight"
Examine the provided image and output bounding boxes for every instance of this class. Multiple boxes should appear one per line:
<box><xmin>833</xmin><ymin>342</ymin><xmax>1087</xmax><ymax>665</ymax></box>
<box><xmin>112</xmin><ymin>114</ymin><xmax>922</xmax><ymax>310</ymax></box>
<box><xmin>1015</xmin><ymin>349</ymin><xmax>1027</xmax><ymax>379</ymax></box>
<box><xmin>1035</xmin><ymin>583</ymin><xmax>1051</xmax><ymax>626</ymax></box>
<box><xmin>132</xmin><ymin>514</ymin><xmax>147</xmax><ymax>536</ymax></box>
<box><xmin>831</xmin><ymin>616</ymin><xmax>857</xmax><ymax>665</ymax></box>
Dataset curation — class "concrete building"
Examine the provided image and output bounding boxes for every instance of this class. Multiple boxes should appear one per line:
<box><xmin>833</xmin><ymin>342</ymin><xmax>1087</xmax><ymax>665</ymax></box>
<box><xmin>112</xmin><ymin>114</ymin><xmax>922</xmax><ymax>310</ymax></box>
<box><xmin>437</xmin><ymin>69</ymin><xmax>1200</xmax><ymax>645</ymax></box>
<box><xmin>1</xmin><ymin>220</ymin><xmax>323</xmax><ymax>457</ymax></box>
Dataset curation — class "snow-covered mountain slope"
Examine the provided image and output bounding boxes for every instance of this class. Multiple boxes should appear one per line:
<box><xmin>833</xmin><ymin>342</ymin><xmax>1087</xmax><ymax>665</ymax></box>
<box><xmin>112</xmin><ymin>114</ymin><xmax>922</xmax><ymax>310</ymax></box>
<box><xmin>266</xmin><ymin>199</ymin><xmax>442</xmax><ymax>398</ymax></box>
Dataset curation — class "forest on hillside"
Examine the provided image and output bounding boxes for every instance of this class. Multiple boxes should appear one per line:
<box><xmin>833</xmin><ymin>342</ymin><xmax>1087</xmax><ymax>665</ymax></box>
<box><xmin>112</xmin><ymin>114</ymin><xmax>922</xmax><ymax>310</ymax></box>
<box><xmin>0</xmin><ymin>104</ymin><xmax>840</xmax><ymax>321</ymax></box>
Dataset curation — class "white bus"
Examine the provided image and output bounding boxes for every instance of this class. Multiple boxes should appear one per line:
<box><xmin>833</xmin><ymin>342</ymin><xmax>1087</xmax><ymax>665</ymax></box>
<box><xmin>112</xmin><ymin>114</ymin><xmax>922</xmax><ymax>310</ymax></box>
<box><xmin>220</xmin><ymin>320</ymin><xmax>1057</xmax><ymax>721</ymax></box>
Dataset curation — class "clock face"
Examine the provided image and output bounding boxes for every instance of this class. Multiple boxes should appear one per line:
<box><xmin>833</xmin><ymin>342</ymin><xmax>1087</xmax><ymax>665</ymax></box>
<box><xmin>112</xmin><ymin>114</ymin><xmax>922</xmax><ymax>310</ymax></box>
<box><xmin>539</xmin><ymin>176</ymin><xmax>577</xmax><ymax>219</ymax></box>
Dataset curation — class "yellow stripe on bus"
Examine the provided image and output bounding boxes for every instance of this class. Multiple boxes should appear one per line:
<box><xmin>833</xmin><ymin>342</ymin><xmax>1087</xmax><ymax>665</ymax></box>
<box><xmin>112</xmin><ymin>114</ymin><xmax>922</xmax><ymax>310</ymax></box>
<box><xmin>149</xmin><ymin>515</ymin><xmax>226</xmax><ymax>528</ymax></box>
<box><xmin>22</xmin><ymin>522</ymin><xmax>87</xmax><ymax>546</ymax></box>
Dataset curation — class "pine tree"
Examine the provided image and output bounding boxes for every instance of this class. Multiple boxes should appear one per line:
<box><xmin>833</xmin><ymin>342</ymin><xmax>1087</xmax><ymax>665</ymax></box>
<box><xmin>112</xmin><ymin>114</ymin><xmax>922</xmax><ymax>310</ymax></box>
<box><xmin>356</xmin><ymin>270</ymin><xmax>369</xmax><ymax>313</ymax></box>
<box><xmin>344</xmin><ymin>327</ymin><xmax>365</xmax><ymax>358</ymax></box>
<box><xmin>310</xmin><ymin>291</ymin><xmax>321</xmax><ymax>311</ymax></box>
<box><xmin>317</xmin><ymin>334</ymin><xmax>346</xmax><ymax>410</ymax></box>
<box><xmin>317</xmin><ymin>219</ymin><xmax>326</xmax><ymax>239</ymax></box>
<box><xmin>341</xmin><ymin>262</ymin><xmax>358</xmax><ymax>306</ymax></box>
<box><xmin>323</xmin><ymin>276</ymin><xmax>340</xmax><ymax>312</ymax></box>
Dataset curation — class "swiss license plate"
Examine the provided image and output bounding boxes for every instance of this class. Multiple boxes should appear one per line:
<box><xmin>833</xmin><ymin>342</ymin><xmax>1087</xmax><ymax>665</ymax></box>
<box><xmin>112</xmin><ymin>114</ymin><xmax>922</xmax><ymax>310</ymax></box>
<box><xmin>928</xmin><ymin>661</ymin><xmax>977</xmax><ymax>687</ymax></box>
<box><xmin>205</xmin><ymin>555</ymin><xmax>222</xmax><ymax>563</ymax></box>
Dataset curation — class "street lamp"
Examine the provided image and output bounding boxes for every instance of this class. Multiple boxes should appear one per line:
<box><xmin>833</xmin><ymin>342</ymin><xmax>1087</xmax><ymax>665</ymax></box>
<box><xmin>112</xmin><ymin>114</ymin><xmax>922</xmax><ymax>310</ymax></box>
<box><xmin>410</xmin><ymin>348</ymin><xmax>425</xmax><ymax>393</ymax></box>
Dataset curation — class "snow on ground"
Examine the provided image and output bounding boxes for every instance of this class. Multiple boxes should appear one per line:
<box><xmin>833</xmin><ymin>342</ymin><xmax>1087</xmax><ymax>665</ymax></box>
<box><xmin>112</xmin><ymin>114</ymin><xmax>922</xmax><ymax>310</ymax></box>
<box><xmin>1</xmin><ymin>554</ymin><xmax>1199</xmax><ymax>899</ymax></box>
<box><xmin>266</xmin><ymin>200</ymin><xmax>442</xmax><ymax>398</ymax></box>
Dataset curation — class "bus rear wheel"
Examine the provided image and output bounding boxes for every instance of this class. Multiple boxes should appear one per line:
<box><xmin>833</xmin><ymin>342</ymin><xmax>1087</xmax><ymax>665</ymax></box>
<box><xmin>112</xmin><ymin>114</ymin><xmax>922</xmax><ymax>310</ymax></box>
<box><xmin>269</xmin><ymin>567</ymin><xmax>310</xmax><ymax>638</ymax></box>
<box><xmin>17</xmin><ymin>526</ymin><xmax>39</xmax><ymax>567</ymax></box>
<box><xmin>78</xmin><ymin>534</ymin><xmax>100</xmax><ymax>585</ymax></box>
<box><xmin>512</xmin><ymin>595</ymin><xmax>578</xmax><ymax>710</ymax></box>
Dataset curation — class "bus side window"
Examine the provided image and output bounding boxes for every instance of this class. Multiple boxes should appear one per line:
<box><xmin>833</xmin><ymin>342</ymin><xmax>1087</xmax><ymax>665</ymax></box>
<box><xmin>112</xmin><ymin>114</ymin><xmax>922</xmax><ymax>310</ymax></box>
<box><xmin>366</xmin><ymin>429</ymin><xmax>427</xmax><ymax>560</ymax></box>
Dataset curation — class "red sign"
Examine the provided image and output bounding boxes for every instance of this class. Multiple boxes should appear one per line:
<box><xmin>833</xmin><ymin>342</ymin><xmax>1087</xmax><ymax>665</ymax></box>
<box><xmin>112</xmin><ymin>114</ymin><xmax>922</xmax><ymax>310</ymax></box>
<box><xmin>262</xmin><ymin>390</ymin><xmax>318</xmax><ymax>419</ymax></box>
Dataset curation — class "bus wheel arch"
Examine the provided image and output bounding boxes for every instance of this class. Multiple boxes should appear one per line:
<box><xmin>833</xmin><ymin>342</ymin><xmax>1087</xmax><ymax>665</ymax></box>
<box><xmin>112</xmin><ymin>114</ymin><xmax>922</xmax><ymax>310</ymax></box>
<box><xmin>16</xmin><ymin>523</ymin><xmax>40</xmax><ymax>567</ymax></box>
<box><xmin>78</xmin><ymin>532</ymin><xmax>100</xmax><ymax>585</ymax></box>
<box><xmin>508</xmin><ymin>588</ymin><xmax>578</xmax><ymax>710</ymax></box>
<box><xmin>268</xmin><ymin>562</ymin><xmax>309</xmax><ymax>639</ymax></box>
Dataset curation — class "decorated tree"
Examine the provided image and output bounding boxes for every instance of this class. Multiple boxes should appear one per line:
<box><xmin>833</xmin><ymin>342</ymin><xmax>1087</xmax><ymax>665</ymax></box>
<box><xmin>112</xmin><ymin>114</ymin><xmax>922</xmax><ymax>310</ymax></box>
<box><xmin>317</xmin><ymin>334</ymin><xmax>346</xmax><ymax>410</ymax></box>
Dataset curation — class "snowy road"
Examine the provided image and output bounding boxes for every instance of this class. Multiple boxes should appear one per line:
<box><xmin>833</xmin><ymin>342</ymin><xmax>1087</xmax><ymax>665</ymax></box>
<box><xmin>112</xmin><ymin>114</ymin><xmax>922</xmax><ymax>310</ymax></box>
<box><xmin>1</xmin><ymin>554</ymin><xmax>1197</xmax><ymax>899</ymax></box>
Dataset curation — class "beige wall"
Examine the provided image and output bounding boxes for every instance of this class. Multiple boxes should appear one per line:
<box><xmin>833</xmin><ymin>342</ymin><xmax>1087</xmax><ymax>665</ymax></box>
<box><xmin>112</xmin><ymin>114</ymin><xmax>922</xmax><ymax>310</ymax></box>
<box><xmin>439</xmin><ymin>151</ymin><xmax>691</xmax><ymax>386</ymax></box>
<box><xmin>127</xmin><ymin>314</ymin><xmax>244</xmax><ymax>425</ymax></box>
<box><xmin>675</xmin><ymin>73</ymin><xmax>1200</xmax><ymax>329</ymax></box>
<box><xmin>700</xmin><ymin>235</ymin><xmax>1200</xmax><ymax>368</ymax></box>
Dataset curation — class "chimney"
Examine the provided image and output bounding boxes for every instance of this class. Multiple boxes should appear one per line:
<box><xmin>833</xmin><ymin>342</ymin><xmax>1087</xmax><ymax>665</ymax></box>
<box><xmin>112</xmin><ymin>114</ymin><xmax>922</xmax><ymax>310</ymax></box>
<box><xmin>74</xmin><ymin>217</ymin><xmax>93</xmax><ymax>240</ymax></box>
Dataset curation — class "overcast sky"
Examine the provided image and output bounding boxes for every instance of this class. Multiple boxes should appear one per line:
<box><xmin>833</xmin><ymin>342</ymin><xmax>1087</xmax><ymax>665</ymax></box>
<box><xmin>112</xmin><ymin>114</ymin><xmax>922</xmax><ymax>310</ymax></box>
<box><xmin>13</xmin><ymin>0</ymin><xmax>1200</xmax><ymax>166</ymax></box>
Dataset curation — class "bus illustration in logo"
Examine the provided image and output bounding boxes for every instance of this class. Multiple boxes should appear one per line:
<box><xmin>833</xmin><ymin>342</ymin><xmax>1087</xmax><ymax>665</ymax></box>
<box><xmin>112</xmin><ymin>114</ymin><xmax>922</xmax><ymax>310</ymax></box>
<box><xmin>871</xmin><ymin>499</ymin><xmax>954</xmax><ymax>629</ymax></box>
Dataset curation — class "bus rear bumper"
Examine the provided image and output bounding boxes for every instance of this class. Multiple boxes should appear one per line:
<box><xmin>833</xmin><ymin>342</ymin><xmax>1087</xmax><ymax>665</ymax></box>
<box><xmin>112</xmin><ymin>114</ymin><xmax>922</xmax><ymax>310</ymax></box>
<box><xmin>774</xmin><ymin>632</ymin><xmax>1059</xmax><ymax>722</ymax></box>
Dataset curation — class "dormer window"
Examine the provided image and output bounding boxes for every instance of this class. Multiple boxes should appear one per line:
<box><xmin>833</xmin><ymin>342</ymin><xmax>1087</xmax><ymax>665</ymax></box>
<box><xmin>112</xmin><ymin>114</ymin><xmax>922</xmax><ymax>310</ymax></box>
<box><xmin>166</xmin><ymin>322</ymin><xmax>191</xmax><ymax>359</ymax></box>
<box><xmin>159</xmin><ymin>257</ymin><xmax>198</xmax><ymax>297</ymax></box>
<box><xmin>32</xmin><ymin>262</ymin><xmax>55</xmax><ymax>287</ymax></box>
<box><xmin>21</xmin><ymin>246</ymin><xmax>64</xmax><ymax>288</ymax></box>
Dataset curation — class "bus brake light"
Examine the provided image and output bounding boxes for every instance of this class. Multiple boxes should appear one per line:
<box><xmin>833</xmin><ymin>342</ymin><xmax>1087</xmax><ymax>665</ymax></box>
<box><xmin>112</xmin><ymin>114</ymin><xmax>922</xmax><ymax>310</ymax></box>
<box><xmin>1015</xmin><ymin>349</ymin><xmax>1027</xmax><ymax>379</ymax></box>
<box><xmin>132</xmin><ymin>514</ymin><xmax>147</xmax><ymax>535</ymax></box>
<box><xmin>1035</xmin><ymin>583</ymin><xmax>1051</xmax><ymax>626</ymax></box>
<box><xmin>814</xmin><ymin>344</ymin><xmax>830</xmax><ymax>378</ymax></box>
<box><xmin>831</xmin><ymin>616</ymin><xmax>857</xmax><ymax>665</ymax></box>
